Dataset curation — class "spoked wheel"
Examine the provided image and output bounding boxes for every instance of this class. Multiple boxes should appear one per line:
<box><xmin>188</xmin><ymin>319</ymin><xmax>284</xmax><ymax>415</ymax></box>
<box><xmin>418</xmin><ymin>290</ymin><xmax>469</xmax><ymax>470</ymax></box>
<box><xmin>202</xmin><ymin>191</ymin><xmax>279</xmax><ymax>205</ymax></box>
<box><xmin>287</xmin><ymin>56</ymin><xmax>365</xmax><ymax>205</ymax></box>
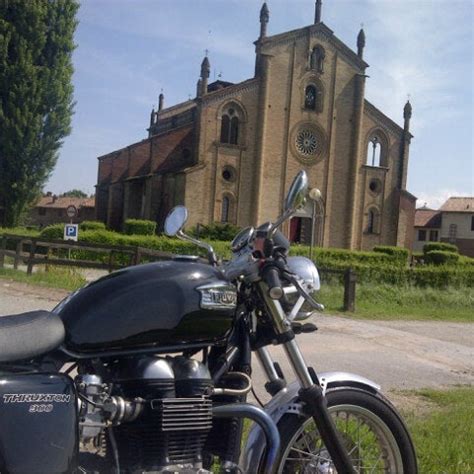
<box><xmin>276</xmin><ymin>387</ymin><xmax>417</xmax><ymax>474</ymax></box>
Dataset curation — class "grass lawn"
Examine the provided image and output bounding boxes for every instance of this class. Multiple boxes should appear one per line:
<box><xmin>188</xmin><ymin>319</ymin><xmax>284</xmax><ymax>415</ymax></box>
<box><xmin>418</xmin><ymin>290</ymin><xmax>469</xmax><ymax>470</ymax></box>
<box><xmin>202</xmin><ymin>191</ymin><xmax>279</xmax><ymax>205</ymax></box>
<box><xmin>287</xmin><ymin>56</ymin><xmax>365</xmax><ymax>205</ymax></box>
<box><xmin>319</xmin><ymin>282</ymin><xmax>474</xmax><ymax>321</ymax></box>
<box><xmin>0</xmin><ymin>266</ymin><xmax>86</xmax><ymax>291</ymax></box>
<box><xmin>1</xmin><ymin>264</ymin><xmax>473</xmax><ymax>321</ymax></box>
<box><xmin>403</xmin><ymin>386</ymin><xmax>474</xmax><ymax>473</ymax></box>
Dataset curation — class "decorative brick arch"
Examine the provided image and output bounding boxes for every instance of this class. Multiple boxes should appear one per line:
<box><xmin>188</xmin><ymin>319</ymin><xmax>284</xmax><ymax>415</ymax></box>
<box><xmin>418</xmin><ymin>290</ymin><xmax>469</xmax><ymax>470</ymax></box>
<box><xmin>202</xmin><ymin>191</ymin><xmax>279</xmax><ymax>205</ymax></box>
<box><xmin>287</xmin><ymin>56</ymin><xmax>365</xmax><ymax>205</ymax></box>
<box><xmin>365</xmin><ymin>127</ymin><xmax>390</xmax><ymax>167</ymax></box>
<box><xmin>220</xmin><ymin>191</ymin><xmax>237</xmax><ymax>224</ymax></box>
<box><xmin>217</xmin><ymin>100</ymin><xmax>247</xmax><ymax>146</ymax></box>
<box><xmin>300</xmin><ymin>74</ymin><xmax>325</xmax><ymax>113</ymax></box>
<box><xmin>364</xmin><ymin>204</ymin><xmax>382</xmax><ymax>234</ymax></box>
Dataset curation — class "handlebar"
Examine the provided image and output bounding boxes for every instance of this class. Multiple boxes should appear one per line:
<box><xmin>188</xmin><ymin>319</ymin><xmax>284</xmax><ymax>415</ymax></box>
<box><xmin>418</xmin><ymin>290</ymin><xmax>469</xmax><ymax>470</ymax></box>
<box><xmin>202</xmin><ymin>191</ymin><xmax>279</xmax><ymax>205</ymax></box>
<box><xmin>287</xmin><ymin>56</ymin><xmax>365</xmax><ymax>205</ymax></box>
<box><xmin>262</xmin><ymin>265</ymin><xmax>284</xmax><ymax>300</ymax></box>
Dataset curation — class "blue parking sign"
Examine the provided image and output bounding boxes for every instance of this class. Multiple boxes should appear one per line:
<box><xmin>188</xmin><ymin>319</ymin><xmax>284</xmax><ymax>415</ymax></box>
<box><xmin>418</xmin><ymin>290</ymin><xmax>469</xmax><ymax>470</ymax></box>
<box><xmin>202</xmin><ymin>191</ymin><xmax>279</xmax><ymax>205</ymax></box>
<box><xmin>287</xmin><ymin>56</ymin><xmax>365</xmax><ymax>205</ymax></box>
<box><xmin>64</xmin><ymin>224</ymin><xmax>79</xmax><ymax>241</ymax></box>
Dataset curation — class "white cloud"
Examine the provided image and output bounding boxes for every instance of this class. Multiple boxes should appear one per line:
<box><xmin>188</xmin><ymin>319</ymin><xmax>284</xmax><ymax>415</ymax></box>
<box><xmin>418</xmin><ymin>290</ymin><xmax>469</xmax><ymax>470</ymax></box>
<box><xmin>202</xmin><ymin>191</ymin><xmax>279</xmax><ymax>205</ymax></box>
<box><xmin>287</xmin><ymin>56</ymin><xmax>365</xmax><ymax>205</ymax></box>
<box><xmin>415</xmin><ymin>188</ymin><xmax>472</xmax><ymax>210</ymax></box>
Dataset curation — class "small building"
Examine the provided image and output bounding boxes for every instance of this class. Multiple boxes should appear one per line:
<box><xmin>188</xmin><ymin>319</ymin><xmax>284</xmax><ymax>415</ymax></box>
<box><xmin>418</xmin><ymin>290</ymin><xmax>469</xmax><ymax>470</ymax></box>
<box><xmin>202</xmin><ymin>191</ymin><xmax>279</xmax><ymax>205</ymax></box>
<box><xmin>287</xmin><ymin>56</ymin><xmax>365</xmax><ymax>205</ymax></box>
<box><xmin>413</xmin><ymin>197</ymin><xmax>474</xmax><ymax>257</ymax></box>
<box><xmin>28</xmin><ymin>194</ymin><xmax>95</xmax><ymax>228</ymax></box>
<box><xmin>413</xmin><ymin>207</ymin><xmax>442</xmax><ymax>253</ymax></box>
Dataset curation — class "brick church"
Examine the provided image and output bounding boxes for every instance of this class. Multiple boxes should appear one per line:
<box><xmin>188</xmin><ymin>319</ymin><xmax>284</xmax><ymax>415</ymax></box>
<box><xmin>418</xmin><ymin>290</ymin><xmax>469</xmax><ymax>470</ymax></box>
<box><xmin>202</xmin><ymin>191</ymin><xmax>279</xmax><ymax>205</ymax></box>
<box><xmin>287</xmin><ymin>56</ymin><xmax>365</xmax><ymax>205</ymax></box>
<box><xmin>95</xmin><ymin>1</ymin><xmax>416</xmax><ymax>250</ymax></box>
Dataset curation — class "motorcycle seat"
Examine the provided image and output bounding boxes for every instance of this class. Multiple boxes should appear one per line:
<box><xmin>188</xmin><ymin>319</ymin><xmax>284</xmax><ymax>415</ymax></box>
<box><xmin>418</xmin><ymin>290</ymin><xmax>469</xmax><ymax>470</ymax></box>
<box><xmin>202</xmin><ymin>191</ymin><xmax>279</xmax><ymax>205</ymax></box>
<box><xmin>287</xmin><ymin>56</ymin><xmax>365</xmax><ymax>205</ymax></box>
<box><xmin>0</xmin><ymin>311</ymin><xmax>65</xmax><ymax>362</ymax></box>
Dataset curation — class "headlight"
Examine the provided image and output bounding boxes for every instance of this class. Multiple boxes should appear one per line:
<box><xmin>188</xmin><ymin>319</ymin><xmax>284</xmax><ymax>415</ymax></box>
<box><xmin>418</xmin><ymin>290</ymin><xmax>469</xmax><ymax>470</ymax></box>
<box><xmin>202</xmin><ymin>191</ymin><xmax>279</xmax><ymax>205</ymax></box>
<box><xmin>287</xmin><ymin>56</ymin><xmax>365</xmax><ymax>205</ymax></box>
<box><xmin>287</xmin><ymin>256</ymin><xmax>320</xmax><ymax>291</ymax></box>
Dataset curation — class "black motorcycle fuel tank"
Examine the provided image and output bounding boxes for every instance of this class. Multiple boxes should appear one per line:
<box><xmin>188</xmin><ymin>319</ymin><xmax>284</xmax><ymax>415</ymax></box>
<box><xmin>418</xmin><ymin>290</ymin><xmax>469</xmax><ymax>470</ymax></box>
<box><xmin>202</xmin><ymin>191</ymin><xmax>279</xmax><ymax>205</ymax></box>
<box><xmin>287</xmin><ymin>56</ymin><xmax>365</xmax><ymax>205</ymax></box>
<box><xmin>55</xmin><ymin>261</ymin><xmax>236</xmax><ymax>353</ymax></box>
<box><xmin>0</xmin><ymin>373</ymin><xmax>78</xmax><ymax>473</ymax></box>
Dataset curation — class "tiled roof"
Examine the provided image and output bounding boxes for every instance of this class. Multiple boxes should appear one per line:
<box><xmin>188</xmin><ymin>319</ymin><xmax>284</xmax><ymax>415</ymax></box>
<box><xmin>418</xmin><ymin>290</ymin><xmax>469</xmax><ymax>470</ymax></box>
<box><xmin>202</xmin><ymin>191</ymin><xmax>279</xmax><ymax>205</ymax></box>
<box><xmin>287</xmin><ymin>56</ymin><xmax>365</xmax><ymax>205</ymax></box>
<box><xmin>36</xmin><ymin>196</ymin><xmax>95</xmax><ymax>209</ymax></box>
<box><xmin>414</xmin><ymin>209</ymin><xmax>442</xmax><ymax>228</ymax></box>
<box><xmin>439</xmin><ymin>197</ymin><xmax>474</xmax><ymax>212</ymax></box>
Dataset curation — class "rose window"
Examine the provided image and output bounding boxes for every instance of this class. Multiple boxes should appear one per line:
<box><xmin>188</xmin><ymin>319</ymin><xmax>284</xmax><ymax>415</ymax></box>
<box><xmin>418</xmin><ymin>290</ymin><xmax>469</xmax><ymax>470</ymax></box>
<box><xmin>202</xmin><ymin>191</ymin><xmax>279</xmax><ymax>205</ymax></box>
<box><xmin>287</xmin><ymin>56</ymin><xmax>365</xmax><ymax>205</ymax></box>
<box><xmin>295</xmin><ymin>129</ymin><xmax>318</xmax><ymax>156</ymax></box>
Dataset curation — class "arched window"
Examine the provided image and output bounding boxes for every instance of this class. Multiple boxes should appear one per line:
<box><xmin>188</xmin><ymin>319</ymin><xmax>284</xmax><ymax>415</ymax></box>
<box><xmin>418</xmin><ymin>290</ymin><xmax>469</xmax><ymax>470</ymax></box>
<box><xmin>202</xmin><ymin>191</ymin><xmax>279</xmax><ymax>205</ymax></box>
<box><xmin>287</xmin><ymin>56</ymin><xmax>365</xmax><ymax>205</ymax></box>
<box><xmin>220</xmin><ymin>115</ymin><xmax>230</xmax><ymax>143</ymax></box>
<box><xmin>310</xmin><ymin>45</ymin><xmax>325</xmax><ymax>73</ymax></box>
<box><xmin>304</xmin><ymin>85</ymin><xmax>317</xmax><ymax>110</ymax></box>
<box><xmin>367</xmin><ymin>209</ymin><xmax>376</xmax><ymax>234</ymax></box>
<box><xmin>367</xmin><ymin>137</ymin><xmax>382</xmax><ymax>167</ymax></box>
<box><xmin>366</xmin><ymin>207</ymin><xmax>380</xmax><ymax>234</ymax></box>
<box><xmin>221</xmin><ymin>196</ymin><xmax>230</xmax><ymax>223</ymax></box>
<box><xmin>220</xmin><ymin>107</ymin><xmax>241</xmax><ymax>145</ymax></box>
<box><xmin>230</xmin><ymin>116</ymin><xmax>239</xmax><ymax>144</ymax></box>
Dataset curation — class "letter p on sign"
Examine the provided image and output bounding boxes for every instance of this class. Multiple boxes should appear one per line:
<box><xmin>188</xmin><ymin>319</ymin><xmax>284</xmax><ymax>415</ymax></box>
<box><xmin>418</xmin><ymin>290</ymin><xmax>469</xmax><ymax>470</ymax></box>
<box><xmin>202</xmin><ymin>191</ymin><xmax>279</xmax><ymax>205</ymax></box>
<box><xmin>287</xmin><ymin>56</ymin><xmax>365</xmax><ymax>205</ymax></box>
<box><xmin>64</xmin><ymin>224</ymin><xmax>79</xmax><ymax>241</ymax></box>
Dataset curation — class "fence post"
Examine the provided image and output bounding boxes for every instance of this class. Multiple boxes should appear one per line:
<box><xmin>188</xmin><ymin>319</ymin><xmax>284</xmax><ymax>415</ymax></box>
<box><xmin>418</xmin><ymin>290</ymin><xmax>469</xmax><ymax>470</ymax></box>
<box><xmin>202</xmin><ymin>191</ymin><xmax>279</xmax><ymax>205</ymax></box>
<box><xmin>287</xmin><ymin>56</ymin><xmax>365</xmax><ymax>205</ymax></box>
<box><xmin>133</xmin><ymin>247</ymin><xmax>141</xmax><ymax>266</ymax></box>
<box><xmin>108</xmin><ymin>250</ymin><xmax>114</xmax><ymax>273</ymax></box>
<box><xmin>343</xmin><ymin>268</ymin><xmax>356</xmax><ymax>312</ymax></box>
<box><xmin>27</xmin><ymin>240</ymin><xmax>37</xmax><ymax>275</ymax></box>
<box><xmin>14</xmin><ymin>239</ymin><xmax>23</xmax><ymax>270</ymax></box>
<box><xmin>0</xmin><ymin>236</ymin><xmax>6</xmax><ymax>268</ymax></box>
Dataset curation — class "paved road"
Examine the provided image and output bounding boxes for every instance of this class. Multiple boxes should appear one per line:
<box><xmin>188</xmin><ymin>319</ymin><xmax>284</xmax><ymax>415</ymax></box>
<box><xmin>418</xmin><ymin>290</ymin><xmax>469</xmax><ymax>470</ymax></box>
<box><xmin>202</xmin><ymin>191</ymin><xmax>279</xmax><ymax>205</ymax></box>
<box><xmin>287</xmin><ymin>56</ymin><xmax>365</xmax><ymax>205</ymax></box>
<box><xmin>1</xmin><ymin>280</ymin><xmax>473</xmax><ymax>400</ymax></box>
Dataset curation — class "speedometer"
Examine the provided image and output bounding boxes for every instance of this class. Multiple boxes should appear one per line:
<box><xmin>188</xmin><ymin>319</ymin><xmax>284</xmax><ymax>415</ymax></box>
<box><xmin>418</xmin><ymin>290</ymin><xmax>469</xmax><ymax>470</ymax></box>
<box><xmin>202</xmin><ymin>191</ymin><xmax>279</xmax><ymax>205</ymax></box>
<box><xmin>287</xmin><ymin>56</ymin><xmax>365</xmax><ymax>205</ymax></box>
<box><xmin>231</xmin><ymin>226</ymin><xmax>255</xmax><ymax>253</ymax></box>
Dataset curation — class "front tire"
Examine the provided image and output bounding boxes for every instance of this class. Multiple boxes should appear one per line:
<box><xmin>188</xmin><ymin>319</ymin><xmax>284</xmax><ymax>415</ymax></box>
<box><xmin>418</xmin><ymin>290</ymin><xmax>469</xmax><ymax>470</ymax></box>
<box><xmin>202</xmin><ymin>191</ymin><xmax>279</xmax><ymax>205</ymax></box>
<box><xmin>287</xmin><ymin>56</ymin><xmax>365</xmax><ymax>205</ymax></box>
<box><xmin>275</xmin><ymin>387</ymin><xmax>417</xmax><ymax>473</ymax></box>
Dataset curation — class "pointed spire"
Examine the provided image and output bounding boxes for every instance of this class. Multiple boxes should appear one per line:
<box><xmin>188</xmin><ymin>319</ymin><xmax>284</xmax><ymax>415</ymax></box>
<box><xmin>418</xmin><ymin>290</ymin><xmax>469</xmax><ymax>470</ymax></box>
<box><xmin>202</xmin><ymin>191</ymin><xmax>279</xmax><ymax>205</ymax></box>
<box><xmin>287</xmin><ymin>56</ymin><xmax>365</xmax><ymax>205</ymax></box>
<box><xmin>404</xmin><ymin>100</ymin><xmax>412</xmax><ymax>121</ymax></box>
<box><xmin>357</xmin><ymin>27</ymin><xmax>365</xmax><ymax>58</ymax></box>
<box><xmin>200</xmin><ymin>55</ymin><xmax>210</xmax><ymax>80</ymax></box>
<box><xmin>259</xmin><ymin>2</ymin><xmax>269</xmax><ymax>38</ymax></box>
<box><xmin>158</xmin><ymin>92</ymin><xmax>164</xmax><ymax>111</ymax></box>
<box><xmin>403</xmin><ymin>99</ymin><xmax>412</xmax><ymax>132</ymax></box>
<box><xmin>315</xmin><ymin>0</ymin><xmax>322</xmax><ymax>24</ymax></box>
<box><xmin>149</xmin><ymin>107</ymin><xmax>155</xmax><ymax>127</ymax></box>
<box><xmin>199</xmin><ymin>54</ymin><xmax>210</xmax><ymax>96</ymax></box>
<box><xmin>196</xmin><ymin>78</ymin><xmax>202</xmax><ymax>98</ymax></box>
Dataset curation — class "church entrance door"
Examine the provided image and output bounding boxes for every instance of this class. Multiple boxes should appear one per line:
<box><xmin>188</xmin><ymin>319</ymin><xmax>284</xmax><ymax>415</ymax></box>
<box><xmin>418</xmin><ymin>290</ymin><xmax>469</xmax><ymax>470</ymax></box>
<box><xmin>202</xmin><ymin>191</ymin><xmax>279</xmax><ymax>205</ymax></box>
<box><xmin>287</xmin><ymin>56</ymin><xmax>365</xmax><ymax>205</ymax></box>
<box><xmin>289</xmin><ymin>217</ymin><xmax>313</xmax><ymax>244</ymax></box>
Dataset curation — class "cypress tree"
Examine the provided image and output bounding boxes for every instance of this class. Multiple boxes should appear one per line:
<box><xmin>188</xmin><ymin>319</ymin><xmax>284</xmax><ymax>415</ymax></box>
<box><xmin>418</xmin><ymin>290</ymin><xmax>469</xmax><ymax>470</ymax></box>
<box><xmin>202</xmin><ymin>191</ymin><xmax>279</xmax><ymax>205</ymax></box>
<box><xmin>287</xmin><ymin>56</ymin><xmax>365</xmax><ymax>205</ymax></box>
<box><xmin>0</xmin><ymin>0</ymin><xmax>78</xmax><ymax>226</ymax></box>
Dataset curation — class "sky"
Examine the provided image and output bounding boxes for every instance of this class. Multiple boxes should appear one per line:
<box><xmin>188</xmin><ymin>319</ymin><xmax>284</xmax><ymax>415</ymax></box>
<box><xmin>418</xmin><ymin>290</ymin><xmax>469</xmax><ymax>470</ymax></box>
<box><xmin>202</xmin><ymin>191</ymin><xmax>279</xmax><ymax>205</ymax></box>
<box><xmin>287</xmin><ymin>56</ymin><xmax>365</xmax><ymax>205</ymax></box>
<box><xmin>47</xmin><ymin>0</ymin><xmax>473</xmax><ymax>209</ymax></box>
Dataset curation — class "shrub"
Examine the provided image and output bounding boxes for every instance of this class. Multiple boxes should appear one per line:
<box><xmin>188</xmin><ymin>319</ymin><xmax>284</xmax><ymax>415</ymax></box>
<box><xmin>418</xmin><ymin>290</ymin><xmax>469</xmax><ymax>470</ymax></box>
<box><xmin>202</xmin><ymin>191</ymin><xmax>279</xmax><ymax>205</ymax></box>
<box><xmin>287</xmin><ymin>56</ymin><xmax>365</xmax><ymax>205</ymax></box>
<box><xmin>423</xmin><ymin>242</ymin><xmax>458</xmax><ymax>254</ymax></box>
<box><xmin>80</xmin><ymin>220</ymin><xmax>106</xmax><ymax>231</ymax></box>
<box><xmin>425</xmin><ymin>250</ymin><xmax>460</xmax><ymax>266</ymax></box>
<box><xmin>124</xmin><ymin>219</ymin><xmax>156</xmax><ymax>236</ymax></box>
<box><xmin>39</xmin><ymin>224</ymin><xmax>64</xmax><ymax>240</ymax></box>
<box><xmin>190</xmin><ymin>222</ymin><xmax>241</xmax><ymax>241</ymax></box>
<box><xmin>373</xmin><ymin>245</ymin><xmax>409</xmax><ymax>264</ymax></box>
<box><xmin>0</xmin><ymin>227</ymin><xmax>40</xmax><ymax>238</ymax></box>
<box><xmin>459</xmin><ymin>255</ymin><xmax>474</xmax><ymax>266</ymax></box>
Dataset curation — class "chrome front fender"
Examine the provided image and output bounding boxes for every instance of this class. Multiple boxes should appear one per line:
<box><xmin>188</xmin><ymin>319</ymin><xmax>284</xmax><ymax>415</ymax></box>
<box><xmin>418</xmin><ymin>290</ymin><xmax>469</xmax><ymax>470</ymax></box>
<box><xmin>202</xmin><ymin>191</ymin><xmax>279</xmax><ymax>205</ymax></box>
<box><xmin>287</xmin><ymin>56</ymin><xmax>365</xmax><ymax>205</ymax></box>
<box><xmin>240</xmin><ymin>371</ymin><xmax>380</xmax><ymax>472</ymax></box>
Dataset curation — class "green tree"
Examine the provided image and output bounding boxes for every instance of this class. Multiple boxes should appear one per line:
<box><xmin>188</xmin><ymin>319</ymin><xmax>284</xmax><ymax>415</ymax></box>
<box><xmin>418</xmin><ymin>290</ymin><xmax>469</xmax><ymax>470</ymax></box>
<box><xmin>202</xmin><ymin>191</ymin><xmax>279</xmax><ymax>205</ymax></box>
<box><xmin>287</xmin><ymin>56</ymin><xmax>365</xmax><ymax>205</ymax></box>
<box><xmin>0</xmin><ymin>0</ymin><xmax>79</xmax><ymax>227</ymax></box>
<box><xmin>62</xmin><ymin>189</ymin><xmax>87</xmax><ymax>198</ymax></box>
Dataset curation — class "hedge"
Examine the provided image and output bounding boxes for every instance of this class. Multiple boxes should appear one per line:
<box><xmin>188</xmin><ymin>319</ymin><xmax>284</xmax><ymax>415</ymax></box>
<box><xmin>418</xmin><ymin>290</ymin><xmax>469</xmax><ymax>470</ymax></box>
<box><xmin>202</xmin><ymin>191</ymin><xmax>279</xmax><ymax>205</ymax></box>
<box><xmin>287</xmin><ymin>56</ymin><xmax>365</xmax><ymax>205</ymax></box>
<box><xmin>290</xmin><ymin>245</ymin><xmax>395</xmax><ymax>267</ymax></box>
<box><xmin>2</xmin><ymin>226</ymin><xmax>473</xmax><ymax>288</ymax></box>
<box><xmin>80</xmin><ymin>221</ymin><xmax>106</xmax><ymax>231</ymax></box>
<box><xmin>190</xmin><ymin>222</ymin><xmax>241</xmax><ymax>241</ymax></box>
<box><xmin>373</xmin><ymin>245</ymin><xmax>409</xmax><ymax>264</ymax></box>
<box><xmin>425</xmin><ymin>250</ymin><xmax>460</xmax><ymax>266</ymax></box>
<box><xmin>39</xmin><ymin>224</ymin><xmax>64</xmax><ymax>240</ymax></box>
<box><xmin>316</xmin><ymin>261</ymin><xmax>473</xmax><ymax>288</ymax></box>
<box><xmin>123</xmin><ymin>219</ymin><xmax>156</xmax><ymax>236</ymax></box>
<box><xmin>423</xmin><ymin>242</ymin><xmax>458</xmax><ymax>254</ymax></box>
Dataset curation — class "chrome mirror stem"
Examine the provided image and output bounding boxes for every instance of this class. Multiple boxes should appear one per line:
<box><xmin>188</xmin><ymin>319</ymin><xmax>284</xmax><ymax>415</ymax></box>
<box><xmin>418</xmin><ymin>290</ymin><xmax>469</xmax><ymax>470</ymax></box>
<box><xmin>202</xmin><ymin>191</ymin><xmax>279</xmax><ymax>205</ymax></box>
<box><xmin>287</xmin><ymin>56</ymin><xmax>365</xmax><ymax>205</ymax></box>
<box><xmin>176</xmin><ymin>230</ymin><xmax>217</xmax><ymax>265</ymax></box>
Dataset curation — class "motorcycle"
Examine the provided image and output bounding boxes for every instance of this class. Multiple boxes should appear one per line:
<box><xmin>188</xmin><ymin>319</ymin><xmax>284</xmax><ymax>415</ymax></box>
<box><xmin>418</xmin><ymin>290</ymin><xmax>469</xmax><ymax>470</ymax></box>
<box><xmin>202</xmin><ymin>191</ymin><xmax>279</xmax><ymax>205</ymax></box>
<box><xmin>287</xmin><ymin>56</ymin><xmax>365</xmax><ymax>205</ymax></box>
<box><xmin>0</xmin><ymin>170</ymin><xmax>417</xmax><ymax>473</ymax></box>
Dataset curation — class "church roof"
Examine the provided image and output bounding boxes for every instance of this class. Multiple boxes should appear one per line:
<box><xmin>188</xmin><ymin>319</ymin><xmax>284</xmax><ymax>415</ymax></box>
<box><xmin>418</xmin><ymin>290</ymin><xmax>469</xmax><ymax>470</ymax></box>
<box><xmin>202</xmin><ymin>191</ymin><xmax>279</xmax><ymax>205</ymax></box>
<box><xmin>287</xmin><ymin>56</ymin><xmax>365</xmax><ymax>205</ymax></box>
<box><xmin>365</xmin><ymin>100</ymin><xmax>410</xmax><ymax>138</ymax></box>
<box><xmin>258</xmin><ymin>22</ymin><xmax>368</xmax><ymax>71</ymax></box>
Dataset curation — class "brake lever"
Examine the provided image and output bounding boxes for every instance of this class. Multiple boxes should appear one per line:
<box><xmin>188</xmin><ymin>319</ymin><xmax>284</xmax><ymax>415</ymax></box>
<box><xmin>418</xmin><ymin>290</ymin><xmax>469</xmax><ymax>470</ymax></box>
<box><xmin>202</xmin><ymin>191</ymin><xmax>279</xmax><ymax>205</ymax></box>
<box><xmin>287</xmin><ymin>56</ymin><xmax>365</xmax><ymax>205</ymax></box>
<box><xmin>284</xmin><ymin>271</ymin><xmax>325</xmax><ymax>312</ymax></box>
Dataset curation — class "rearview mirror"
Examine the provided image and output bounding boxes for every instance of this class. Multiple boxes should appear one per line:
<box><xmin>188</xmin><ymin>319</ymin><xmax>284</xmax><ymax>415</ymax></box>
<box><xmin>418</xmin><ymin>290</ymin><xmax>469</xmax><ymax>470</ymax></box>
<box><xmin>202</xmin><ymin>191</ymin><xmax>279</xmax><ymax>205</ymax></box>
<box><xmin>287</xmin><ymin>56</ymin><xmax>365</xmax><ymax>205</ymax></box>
<box><xmin>284</xmin><ymin>170</ymin><xmax>308</xmax><ymax>213</ymax></box>
<box><xmin>164</xmin><ymin>206</ymin><xmax>188</xmax><ymax>237</ymax></box>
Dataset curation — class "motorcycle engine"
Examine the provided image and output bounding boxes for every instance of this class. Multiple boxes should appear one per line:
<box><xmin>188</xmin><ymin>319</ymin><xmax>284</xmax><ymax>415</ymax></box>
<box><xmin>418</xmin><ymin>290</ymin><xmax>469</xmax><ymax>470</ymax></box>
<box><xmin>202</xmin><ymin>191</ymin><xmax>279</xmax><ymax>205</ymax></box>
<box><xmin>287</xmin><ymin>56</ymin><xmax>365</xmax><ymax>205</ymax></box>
<box><xmin>77</xmin><ymin>355</ymin><xmax>214</xmax><ymax>473</ymax></box>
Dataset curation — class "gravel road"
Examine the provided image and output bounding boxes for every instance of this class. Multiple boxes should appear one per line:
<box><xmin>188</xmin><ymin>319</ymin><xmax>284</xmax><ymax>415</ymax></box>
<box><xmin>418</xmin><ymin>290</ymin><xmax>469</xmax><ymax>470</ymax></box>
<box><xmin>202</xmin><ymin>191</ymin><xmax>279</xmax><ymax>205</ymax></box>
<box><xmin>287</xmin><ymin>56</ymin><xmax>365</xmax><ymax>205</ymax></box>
<box><xmin>1</xmin><ymin>279</ymin><xmax>473</xmax><ymax>399</ymax></box>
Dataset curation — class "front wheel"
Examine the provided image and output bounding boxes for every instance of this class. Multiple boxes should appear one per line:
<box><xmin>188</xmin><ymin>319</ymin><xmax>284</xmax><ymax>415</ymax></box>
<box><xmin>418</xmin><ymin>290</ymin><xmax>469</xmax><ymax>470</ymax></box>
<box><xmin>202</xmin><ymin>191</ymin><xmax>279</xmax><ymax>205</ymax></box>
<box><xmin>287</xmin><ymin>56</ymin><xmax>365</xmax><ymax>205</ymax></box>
<box><xmin>275</xmin><ymin>387</ymin><xmax>417</xmax><ymax>473</ymax></box>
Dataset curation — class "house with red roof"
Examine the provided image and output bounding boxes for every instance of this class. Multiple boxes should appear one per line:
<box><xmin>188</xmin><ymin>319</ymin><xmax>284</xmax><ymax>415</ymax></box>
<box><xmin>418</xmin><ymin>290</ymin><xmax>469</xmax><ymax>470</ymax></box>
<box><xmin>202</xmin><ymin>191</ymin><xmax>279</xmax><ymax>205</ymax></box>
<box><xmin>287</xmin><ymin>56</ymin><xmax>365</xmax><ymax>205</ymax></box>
<box><xmin>413</xmin><ymin>197</ymin><xmax>474</xmax><ymax>256</ymax></box>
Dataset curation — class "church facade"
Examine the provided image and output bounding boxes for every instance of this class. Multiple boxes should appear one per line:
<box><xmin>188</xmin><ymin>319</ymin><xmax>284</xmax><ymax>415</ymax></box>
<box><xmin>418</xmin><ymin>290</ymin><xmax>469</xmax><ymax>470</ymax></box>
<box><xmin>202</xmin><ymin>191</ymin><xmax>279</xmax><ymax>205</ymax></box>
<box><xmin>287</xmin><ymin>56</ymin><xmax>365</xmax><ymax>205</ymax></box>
<box><xmin>96</xmin><ymin>1</ymin><xmax>416</xmax><ymax>250</ymax></box>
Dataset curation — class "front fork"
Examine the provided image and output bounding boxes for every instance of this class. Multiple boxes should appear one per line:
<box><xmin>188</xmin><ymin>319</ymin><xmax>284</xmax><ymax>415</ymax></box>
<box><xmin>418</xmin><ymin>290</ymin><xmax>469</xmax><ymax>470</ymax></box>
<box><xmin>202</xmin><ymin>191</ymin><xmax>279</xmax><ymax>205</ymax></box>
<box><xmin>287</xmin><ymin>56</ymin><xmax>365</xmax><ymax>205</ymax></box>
<box><xmin>258</xmin><ymin>282</ymin><xmax>356</xmax><ymax>474</ymax></box>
